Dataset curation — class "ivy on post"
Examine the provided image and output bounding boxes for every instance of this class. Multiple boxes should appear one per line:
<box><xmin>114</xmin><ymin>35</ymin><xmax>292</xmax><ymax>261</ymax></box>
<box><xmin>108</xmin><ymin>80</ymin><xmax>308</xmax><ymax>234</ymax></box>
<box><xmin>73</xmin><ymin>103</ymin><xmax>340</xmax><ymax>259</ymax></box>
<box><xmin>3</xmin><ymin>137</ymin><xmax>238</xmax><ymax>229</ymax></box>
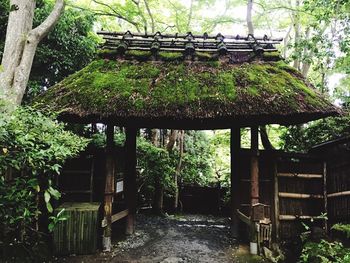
<box><xmin>125</xmin><ymin>126</ymin><xmax>137</xmax><ymax>235</ymax></box>
<box><xmin>102</xmin><ymin>124</ymin><xmax>115</xmax><ymax>252</ymax></box>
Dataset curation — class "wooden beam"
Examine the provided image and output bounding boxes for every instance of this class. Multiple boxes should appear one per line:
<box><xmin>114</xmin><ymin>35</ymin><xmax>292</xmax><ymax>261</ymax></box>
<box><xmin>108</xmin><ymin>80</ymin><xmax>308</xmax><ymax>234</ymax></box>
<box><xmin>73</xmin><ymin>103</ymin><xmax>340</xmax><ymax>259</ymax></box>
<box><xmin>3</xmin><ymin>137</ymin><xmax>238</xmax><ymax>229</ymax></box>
<box><xmin>278</xmin><ymin>192</ymin><xmax>323</xmax><ymax>199</ymax></box>
<box><xmin>102</xmin><ymin>124</ymin><xmax>115</xmax><ymax>252</ymax></box>
<box><xmin>125</xmin><ymin>127</ymin><xmax>137</xmax><ymax>235</ymax></box>
<box><xmin>277</xmin><ymin>173</ymin><xmax>323</xmax><ymax>179</ymax></box>
<box><xmin>327</xmin><ymin>191</ymin><xmax>350</xmax><ymax>198</ymax></box>
<box><xmin>236</xmin><ymin>209</ymin><xmax>251</xmax><ymax>226</ymax></box>
<box><xmin>230</xmin><ymin>127</ymin><xmax>241</xmax><ymax>239</ymax></box>
<box><xmin>101</xmin><ymin>209</ymin><xmax>129</xmax><ymax>227</ymax></box>
<box><xmin>250</xmin><ymin>126</ymin><xmax>259</xmax><ymax>205</ymax></box>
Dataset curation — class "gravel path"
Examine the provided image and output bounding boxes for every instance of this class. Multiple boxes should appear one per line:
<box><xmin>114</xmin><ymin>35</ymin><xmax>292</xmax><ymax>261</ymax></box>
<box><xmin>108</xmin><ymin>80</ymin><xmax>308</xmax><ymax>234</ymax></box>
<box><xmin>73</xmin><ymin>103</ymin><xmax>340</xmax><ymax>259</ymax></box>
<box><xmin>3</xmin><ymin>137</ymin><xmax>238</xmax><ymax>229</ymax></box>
<box><xmin>56</xmin><ymin>214</ymin><xmax>265</xmax><ymax>263</ymax></box>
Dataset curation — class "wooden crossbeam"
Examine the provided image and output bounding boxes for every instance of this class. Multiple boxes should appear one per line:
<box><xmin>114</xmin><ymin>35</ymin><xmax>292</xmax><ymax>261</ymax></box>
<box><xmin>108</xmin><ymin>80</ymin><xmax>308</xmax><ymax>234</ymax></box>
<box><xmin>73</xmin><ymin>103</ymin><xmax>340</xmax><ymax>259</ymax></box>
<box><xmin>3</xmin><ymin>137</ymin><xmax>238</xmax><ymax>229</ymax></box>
<box><xmin>277</xmin><ymin>173</ymin><xmax>323</xmax><ymax>179</ymax></box>
<box><xmin>278</xmin><ymin>192</ymin><xmax>323</xmax><ymax>199</ymax></box>
<box><xmin>101</xmin><ymin>209</ymin><xmax>129</xmax><ymax>228</ymax></box>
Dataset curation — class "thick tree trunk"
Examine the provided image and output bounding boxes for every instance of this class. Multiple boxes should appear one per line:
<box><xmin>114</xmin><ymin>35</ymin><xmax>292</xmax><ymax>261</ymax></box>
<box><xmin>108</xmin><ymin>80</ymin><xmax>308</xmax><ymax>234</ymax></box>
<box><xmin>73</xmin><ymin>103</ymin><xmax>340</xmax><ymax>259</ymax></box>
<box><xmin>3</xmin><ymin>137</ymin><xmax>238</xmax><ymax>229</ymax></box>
<box><xmin>0</xmin><ymin>0</ymin><xmax>65</xmax><ymax>106</ymax></box>
<box><xmin>246</xmin><ymin>0</ymin><xmax>254</xmax><ymax>35</ymax></box>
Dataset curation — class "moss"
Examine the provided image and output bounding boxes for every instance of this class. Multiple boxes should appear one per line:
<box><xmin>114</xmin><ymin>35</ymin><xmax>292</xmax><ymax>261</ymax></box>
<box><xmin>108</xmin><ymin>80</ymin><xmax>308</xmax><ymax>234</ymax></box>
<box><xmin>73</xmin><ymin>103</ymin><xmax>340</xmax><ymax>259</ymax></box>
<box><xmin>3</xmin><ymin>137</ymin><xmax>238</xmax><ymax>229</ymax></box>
<box><xmin>262</xmin><ymin>51</ymin><xmax>282</xmax><ymax>61</ymax></box>
<box><xmin>36</xmin><ymin>58</ymin><xmax>336</xmax><ymax>120</ymax></box>
<box><xmin>125</xmin><ymin>50</ymin><xmax>152</xmax><ymax>61</ymax></box>
<box><xmin>158</xmin><ymin>51</ymin><xmax>183</xmax><ymax>61</ymax></box>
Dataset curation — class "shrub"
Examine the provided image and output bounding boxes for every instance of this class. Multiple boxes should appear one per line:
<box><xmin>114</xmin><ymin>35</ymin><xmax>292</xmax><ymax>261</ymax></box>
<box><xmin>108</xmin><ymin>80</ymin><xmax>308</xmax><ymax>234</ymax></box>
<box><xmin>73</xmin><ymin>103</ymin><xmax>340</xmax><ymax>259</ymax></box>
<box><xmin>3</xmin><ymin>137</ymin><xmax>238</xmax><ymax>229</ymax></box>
<box><xmin>0</xmin><ymin>106</ymin><xmax>89</xmax><ymax>262</ymax></box>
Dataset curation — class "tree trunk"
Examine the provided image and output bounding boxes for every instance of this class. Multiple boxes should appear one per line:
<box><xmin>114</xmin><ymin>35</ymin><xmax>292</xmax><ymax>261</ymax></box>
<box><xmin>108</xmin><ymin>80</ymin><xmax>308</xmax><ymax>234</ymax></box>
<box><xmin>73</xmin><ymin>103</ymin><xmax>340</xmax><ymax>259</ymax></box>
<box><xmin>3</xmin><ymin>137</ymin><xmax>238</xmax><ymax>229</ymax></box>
<box><xmin>292</xmin><ymin>0</ymin><xmax>301</xmax><ymax>70</ymax></box>
<box><xmin>151</xmin><ymin>129</ymin><xmax>164</xmax><ymax>214</ymax></box>
<box><xmin>259</xmin><ymin>126</ymin><xmax>275</xmax><ymax>150</ymax></box>
<box><xmin>246</xmin><ymin>0</ymin><xmax>254</xmax><ymax>35</ymax></box>
<box><xmin>0</xmin><ymin>0</ymin><xmax>65</xmax><ymax>106</ymax></box>
<box><xmin>166</xmin><ymin>130</ymin><xmax>178</xmax><ymax>152</ymax></box>
<box><xmin>174</xmin><ymin>130</ymin><xmax>184</xmax><ymax>211</ymax></box>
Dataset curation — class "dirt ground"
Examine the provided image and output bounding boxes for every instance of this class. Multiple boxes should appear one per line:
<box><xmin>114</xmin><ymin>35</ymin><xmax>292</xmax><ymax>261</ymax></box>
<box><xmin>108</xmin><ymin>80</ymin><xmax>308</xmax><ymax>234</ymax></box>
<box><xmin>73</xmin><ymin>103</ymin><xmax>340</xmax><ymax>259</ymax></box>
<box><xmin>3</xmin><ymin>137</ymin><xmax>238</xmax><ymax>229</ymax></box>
<box><xmin>55</xmin><ymin>213</ymin><xmax>266</xmax><ymax>263</ymax></box>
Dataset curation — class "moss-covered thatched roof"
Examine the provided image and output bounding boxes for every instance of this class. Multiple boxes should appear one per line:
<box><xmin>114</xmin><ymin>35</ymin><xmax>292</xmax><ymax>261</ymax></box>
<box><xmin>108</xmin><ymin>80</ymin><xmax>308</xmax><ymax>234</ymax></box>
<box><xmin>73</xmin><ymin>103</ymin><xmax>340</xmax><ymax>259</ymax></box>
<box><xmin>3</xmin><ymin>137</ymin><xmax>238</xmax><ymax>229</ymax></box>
<box><xmin>35</xmin><ymin>51</ymin><xmax>339</xmax><ymax>129</ymax></box>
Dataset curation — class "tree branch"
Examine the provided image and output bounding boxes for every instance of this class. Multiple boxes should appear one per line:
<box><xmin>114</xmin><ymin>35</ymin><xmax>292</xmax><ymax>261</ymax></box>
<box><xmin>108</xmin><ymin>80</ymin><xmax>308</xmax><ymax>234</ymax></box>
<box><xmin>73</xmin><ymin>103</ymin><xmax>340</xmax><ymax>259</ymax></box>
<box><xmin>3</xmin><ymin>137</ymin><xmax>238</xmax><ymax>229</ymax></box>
<box><xmin>143</xmin><ymin>0</ymin><xmax>155</xmax><ymax>33</ymax></box>
<box><xmin>30</xmin><ymin>0</ymin><xmax>65</xmax><ymax>42</ymax></box>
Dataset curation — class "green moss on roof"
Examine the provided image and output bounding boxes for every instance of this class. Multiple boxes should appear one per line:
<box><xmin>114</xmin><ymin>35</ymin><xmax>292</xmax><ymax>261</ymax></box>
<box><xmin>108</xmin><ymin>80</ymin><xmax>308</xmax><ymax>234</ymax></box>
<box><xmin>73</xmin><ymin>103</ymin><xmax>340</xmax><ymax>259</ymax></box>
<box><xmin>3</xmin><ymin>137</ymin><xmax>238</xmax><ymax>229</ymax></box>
<box><xmin>35</xmin><ymin>58</ymin><xmax>338</xmax><ymax>123</ymax></box>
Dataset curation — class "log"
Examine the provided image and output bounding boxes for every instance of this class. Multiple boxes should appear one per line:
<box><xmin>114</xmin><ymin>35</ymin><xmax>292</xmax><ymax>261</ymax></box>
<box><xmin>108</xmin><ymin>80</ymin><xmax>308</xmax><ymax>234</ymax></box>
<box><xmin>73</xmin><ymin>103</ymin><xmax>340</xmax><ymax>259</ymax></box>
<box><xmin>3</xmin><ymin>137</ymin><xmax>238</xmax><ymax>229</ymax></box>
<box><xmin>278</xmin><ymin>192</ymin><xmax>323</xmax><ymax>199</ymax></box>
<box><xmin>277</xmin><ymin>173</ymin><xmax>323</xmax><ymax>179</ymax></box>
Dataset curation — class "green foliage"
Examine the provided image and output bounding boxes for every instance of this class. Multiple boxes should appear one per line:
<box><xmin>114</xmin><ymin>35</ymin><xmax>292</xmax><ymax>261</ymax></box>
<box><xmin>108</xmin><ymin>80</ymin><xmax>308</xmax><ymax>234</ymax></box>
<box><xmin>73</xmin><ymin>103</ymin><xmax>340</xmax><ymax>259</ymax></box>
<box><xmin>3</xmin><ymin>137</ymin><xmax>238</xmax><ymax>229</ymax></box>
<box><xmin>299</xmin><ymin>220</ymin><xmax>350</xmax><ymax>263</ymax></box>
<box><xmin>137</xmin><ymin>137</ymin><xmax>175</xmax><ymax>198</ymax></box>
<box><xmin>180</xmin><ymin>131</ymin><xmax>214</xmax><ymax>186</ymax></box>
<box><xmin>0</xmin><ymin>105</ymin><xmax>88</xmax><ymax>261</ymax></box>
<box><xmin>332</xmin><ymin>224</ymin><xmax>350</xmax><ymax>239</ymax></box>
<box><xmin>299</xmin><ymin>239</ymin><xmax>350</xmax><ymax>263</ymax></box>
<box><xmin>281</xmin><ymin>113</ymin><xmax>350</xmax><ymax>152</ymax></box>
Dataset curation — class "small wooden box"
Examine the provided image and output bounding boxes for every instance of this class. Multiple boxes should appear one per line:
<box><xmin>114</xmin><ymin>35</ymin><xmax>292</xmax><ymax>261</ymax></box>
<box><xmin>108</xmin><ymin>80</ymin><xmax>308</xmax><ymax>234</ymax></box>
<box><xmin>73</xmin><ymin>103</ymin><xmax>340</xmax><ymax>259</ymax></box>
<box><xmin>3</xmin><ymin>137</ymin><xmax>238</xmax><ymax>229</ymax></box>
<box><xmin>53</xmin><ymin>202</ymin><xmax>100</xmax><ymax>255</ymax></box>
<box><xmin>251</xmin><ymin>203</ymin><xmax>270</xmax><ymax>221</ymax></box>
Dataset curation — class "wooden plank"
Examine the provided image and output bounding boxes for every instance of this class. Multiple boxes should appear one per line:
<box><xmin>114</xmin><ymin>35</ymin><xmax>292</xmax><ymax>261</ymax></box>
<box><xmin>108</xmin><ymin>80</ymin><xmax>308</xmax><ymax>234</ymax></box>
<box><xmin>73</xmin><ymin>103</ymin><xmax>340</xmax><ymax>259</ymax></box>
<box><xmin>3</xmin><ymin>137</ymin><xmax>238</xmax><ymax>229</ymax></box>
<box><xmin>101</xmin><ymin>209</ymin><xmax>129</xmax><ymax>227</ymax></box>
<box><xmin>277</xmin><ymin>173</ymin><xmax>323</xmax><ymax>179</ymax></box>
<box><xmin>125</xmin><ymin>127</ymin><xmax>137</xmax><ymax>235</ymax></box>
<box><xmin>236</xmin><ymin>209</ymin><xmax>251</xmax><ymax>226</ymax></box>
<box><xmin>278</xmin><ymin>192</ymin><xmax>323</xmax><ymax>199</ymax></box>
<box><xmin>327</xmin><ymin>191</ymin><xmax>350</xmax><ymax>198</ymax></box>
<box><xmin>279</xmin><ymin>215</ymin><xmax>325</xmax><ymax>221</ymax></box>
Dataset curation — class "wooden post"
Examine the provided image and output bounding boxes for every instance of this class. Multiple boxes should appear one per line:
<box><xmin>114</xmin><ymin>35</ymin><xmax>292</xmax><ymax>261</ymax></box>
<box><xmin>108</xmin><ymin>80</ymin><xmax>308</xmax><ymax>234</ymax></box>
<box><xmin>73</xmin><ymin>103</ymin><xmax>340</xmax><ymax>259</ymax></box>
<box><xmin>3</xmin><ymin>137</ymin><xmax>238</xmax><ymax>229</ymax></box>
<box><xmin>273</xmin><ymin>160</ymin><xmax>280</xmax><ymax>241</ymax></box>
<box><xmin>125</xmin><ymin>127</ymin><xmax>137</xmax><ymax>235</ymax></box>
<box><xmin>102</xmin><ymin>124</ymin><xmax>115</xmax><ymax>252</ymax></box>
<box><xmin>230</xmin><ymin>127</ymin><xmax>241</xmax><ymax>239</ymax></box>
<box><xmin>251</xmin><ymin>126</ymin><xmax>259</xmax><ymax>205</ymax></box>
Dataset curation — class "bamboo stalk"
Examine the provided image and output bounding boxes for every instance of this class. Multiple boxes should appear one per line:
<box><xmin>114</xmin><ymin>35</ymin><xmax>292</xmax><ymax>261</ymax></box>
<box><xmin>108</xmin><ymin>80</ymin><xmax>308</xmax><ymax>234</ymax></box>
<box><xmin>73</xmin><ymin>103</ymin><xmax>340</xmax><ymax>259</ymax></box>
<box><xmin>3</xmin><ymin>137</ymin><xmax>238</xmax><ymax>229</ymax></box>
<box><xmin>279</xmin><ymin>215</ymin><xmax>324</xmax><ymax>221</ymax></box>
<box><xmin>279</xmin><ymin>192</ymin><xmax>323</xmax><ymax>199</ymax></box>
<box><xmin>277</xmin><ymin>173</ymin><xmax>323</xmax><ymax>179</ymax></box>
<box><xmin>327</xmin><ymin>191</ymin><xmax>350</xmax><ymax>198</ymax></box>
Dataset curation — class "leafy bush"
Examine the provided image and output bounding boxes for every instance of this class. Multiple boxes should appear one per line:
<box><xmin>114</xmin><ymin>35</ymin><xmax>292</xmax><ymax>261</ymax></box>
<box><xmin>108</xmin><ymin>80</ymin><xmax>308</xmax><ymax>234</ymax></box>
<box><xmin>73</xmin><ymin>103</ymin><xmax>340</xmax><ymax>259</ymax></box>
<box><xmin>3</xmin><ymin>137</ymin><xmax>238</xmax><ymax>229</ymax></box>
<box><xmin>299</xmin><ymin>239</ymin><xmax>350</xmax><ymax>263</ymax></box>
<box><xmin>0</xmin><ymin>106</ymin><xmax>88</xmax><ymax>261</ymax></box>
<box><xmin>299</xmin><ymin>223</ymin><xmax>350</xmax><ymax>263</ymax></box>
<box><xmin>332</xmin><ymin>223</ymin><xmax>350</xmax><ymax>239</ymax></box>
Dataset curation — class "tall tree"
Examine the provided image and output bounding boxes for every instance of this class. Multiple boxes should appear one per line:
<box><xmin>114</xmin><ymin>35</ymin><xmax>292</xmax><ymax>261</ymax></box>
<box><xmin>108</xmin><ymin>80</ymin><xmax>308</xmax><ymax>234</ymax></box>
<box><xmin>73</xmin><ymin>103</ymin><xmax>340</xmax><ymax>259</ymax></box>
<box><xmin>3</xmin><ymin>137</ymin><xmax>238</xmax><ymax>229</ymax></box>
<box><xmin>0</xmin><ymin>0</ymin><xmax>65</xmax><ymax>106</ymax></box>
